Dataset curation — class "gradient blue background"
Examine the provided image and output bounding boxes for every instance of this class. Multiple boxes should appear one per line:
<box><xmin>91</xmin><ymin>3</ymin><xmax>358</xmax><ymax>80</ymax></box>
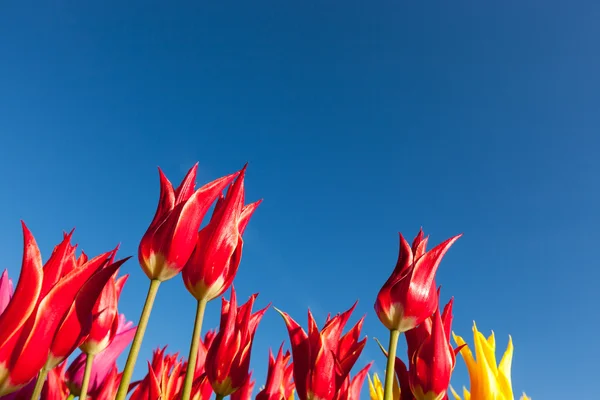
<box><xmin>1</xmin><ymin>1</ymin><xmax>598</xmax><ymax>399</ymax></box>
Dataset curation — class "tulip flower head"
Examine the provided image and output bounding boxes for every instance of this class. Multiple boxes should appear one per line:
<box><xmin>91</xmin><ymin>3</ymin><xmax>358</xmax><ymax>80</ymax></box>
<box><xmin>42</xmin><ymin>361</ymin><xmax>70</xmax><ymax>400</ymax></box>
<box><xmin>277</xmin><ymin>302</ymin><xmax>367</xmax><ymax>400</ymax></box>
<box><xmin>231</xmin><ymin>373</ymin><xmax>255</xmax><ymax>400</ymax></box>
<box><xmin>375</xmin><ymin>229</ymin><xmax>461</xmax><ymax>333</ymax></box>
<box><xmin>66</xmin><ymin>314</ymin><xmax>136</xmax><ymax>395</ymax></box>
<box><xmin>129</xmin><ymin>346</ymin><xmax>187</xmax><ymax>400</ymax></box>
<box><xmin>139</xmin><ymin>163</ymin><xmax>239</xmax><ymax>281</ymax></box>
<box><xmin>451</xmin><ymin>322</ymin><xmax>530</xmax><ymax>400</ymax></box>
<box><xmin>47</xmin><ymin>249</ymin><xmax>130</xmax><ymax>369</ymax></box>
<box><xmin>256</xmin><ymin>344</ymin><xmax>295</xmax><ymax>400</ymax></box>
<box><xmin>335</xmin><ymin>363</ymin><xmax>372</xmax><ymax>400</ymax></box>
<box><xmin>183</xmin><ymin>165</ymin><xmax>262</xmax><ymax>302</ymax></box>
<box><xmin>91</xmin><ymin>366</ymin><xmax>123</xmax><ymax>400</ymax></box>
<box><xmin>189</xmin><ymin>330</ymin><xmax>218</xmax><ymax>400</ymax></box>
<box><xmin>205</xmin><ymin>287</ymin><xmax>269</xmax><ymax>397</ymax></box>
<box><xmin>408</xmin><ymin>308</ymin><xmax>455</xmax><ymax>400</ymax></box>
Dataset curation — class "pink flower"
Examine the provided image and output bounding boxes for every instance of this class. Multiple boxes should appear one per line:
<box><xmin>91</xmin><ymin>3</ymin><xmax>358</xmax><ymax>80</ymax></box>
<box><xmin>0</xmin><ymin>269</ymin><xmax>14</xmax><ymax>315</ymax></box>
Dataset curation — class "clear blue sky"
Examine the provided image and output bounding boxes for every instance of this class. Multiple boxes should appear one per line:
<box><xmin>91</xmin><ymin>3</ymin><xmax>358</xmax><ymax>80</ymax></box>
<box><xmin>1</xmin><ymin>1</ymin><xmax>598</xmax><ymax>398</ymax></box>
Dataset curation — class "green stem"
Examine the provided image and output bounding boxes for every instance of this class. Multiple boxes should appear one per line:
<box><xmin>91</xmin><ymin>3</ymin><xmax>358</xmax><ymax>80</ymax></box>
<box><xmin>66</xmin><ymin>395</ymin><xmax>75</xmax><ymax>400</ymax></box>
<box><xmin>181</xmin><ymin>298</ymin><xmax>209</xmax><ymax>400</ymax></box>
<box><xmin>115</xmin><ymin>279</ymin><xmax>161</xmax><ymax>400</ymax></box>
<box><xmin>79</xmin><ymin>352</ymin><xmax>95</xmax><ymax>400</ymax></box>
<box><xmin>383</xmin><ymin>329</ymin><xmax>400</xmax><ymax>400</ymax></box>
<box><xmin>29</xmin><ymin>363</ymin><xmax>49</xmax><ymax>400</ymax></box>
<box><xmin>215</xmin><ymin>394</ymin><xmax>225</xmax><ymax>400</ymax></box>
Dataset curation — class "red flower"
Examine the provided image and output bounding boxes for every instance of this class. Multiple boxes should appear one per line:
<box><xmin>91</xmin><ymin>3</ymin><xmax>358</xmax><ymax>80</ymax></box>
<box><xmin>205</xmin><ymin>287</ymin><xmax>269</xmax><ymax>396</ymax></box>
<box><xmin>139</xmin><ymin>163</ymin><xmax>239</xmax><ymax>281</ymax></box>
<box><xmin>406</xmin><ymin>294</ymin><xmax>463</xmax><ymax>400</ymax></box>
<box><xmin>190</xmin><ymin>331</ymin><xmax>217</xmax><ymax>400</ymax></box>
<box><xmin>408</xmin><ymin>308</ymin><xmax>454</xmax><ymax>400</ymax></box>
<box><xmin>129</xmin><ymin>347</ymin><xmax>186</xmax><ymax>400</ymax></box>
<box><xmin>42</xmin><ymin>361</ymin><xmax>70</xmax><ymax>400</ymax></box>
<box><xmin>65</xmin><ymin>314</ymin><xmax>136</xmax><ymax>396</ymax></box>
<box><xmin>277</xmin><ymin>303</ymin><xmax>367</xmax><ymax>400</ymax></box>
<box><xmin>0</xmin><ymin>224</ymin><xmax>128</xmax><ymax>395</ymax></box>
<box><xmin>256</xmin><ymin>345</ymin><xmax>295</xmax><ymax>400</ymax></box>
<box><xmin>79</xmin><ymin>273</ymin><xmax>128</xmax><ymax>355</ymax></box>
<box><xmin>128</xmin><ymin>331</ymin><xmax>215</xmax><ymax>400</ymax></box>
<box><xmin>182</xmin><ymin>165</ymin><xmax>261</xmax><ymax>302</ymax></box>
<box><xmin>377</xmin><ymin>293</ymin><xmax>464</xmax><ymax>400</ymax></box>
<box><xmin>91</xmin><ymin>366</ymin><xmax>123</xmax><ymax>400</ymax></box>
<box><xmin>335</xmin><ymin>363</ymin><xmax>372</xmax><ymax>400</ymax></box>
<box><xmin>374</xmin><ymin>229</ymin><xmax>461</xmax><ymax>332</ymax></box>
<box><xmin>48</xmin><ymin>250</ymin><xmax>130</xmax><ymax>369</ymax></box>
<box><xmin>230</xmin><ymin>373</ymin><xmax>255</xmax><ymax>400</ymax></box>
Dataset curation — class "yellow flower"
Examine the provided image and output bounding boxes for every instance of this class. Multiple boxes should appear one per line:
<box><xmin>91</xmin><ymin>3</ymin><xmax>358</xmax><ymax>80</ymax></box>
<box><xmin>368</xmin><ymin>372</ymin><xmax>400</xmax><ymax>400</ymax></box>
<box><xmin>450</xmin><ymin>322</ymin><xmax>530</xmax><ymax>400</ymax></box>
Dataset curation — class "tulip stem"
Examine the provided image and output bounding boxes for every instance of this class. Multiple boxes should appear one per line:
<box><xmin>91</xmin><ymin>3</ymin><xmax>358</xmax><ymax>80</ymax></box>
<box><xmin>30</xmin><ymin>363</ymin><xmax>49</xmax><ymax>400</ymax></box>
<box><xmin>383</xmin><ymin>329</ymin><xmax>400</xmax><ymax>400</ymax></box>
<box><xmin>79</xmin><ymin>353</ymin><xmax>95</xmax><ymax>400</ymax></box>
<box><xmin>115</xmin><ymin>278</ymin><xmax>161</xmax><ymax>400</ymax></box>
<box><xmin>215</xmin><ymin>394</ymin><xmax>225</xmax><ymax>400</ymax></box>
<box><xmin>181</xmin><ymin>298</ymin><xmax>209</xmax><ymax>400</ymax></box>
<box><xmin>66</xmin><ymin>395</ymin><xmax>75</xmax><ymax>400</ymax></box>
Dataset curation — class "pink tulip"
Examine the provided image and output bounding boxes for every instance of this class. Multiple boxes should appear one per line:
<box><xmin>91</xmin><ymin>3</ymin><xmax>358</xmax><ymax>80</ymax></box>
<box><xmin>0</xmin><ymin>269</ymin><xmax>14</xmax><ymax>315</ymax></box>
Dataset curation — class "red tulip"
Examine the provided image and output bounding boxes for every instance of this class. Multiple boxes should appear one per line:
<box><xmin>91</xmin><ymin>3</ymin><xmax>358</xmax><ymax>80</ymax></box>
<box><xmin>127</xmin><ymin>330</ymin><xmax>215</xmax><ymax>400</ymax></box>
<box><xmin>335</xmin><ymin>363</ymin><xmax>372</xmax><ymax>400</ymax></box>
<box><xmin>91</xmin><ymin>366</ymin><xmax>123</xmax><ymax>400</ymax></box>
<box><xmin>47</xmin><ymin>252</ymin><xmax>130</xmax><ymax>369</ymax></box>
<box><xmin>189</xmin><ymin>331</ymin><xmax>217</xmax><ymax>400</ymax></box>
<box><xmin>205</xmin><ymin>287</ymin><xmax>269</xmax><ymax>396</ymax></box>
<box><xmin>0</xmin><ymin>224</ymin><xmax>129</xmax><ymax>395</ymax></box>
<box><xmin>376</xmin><ymin>293</ymin><xmax>464</xmax><ymax>400</ymax></box>
<box><xmin>230</xmin><ymin>373</ymin><xmax>255</xmax><ymax>400</ymax></box>
<box><xmin>192</xmin><ymin>330</ymin><xmax>216</xmax><ymax>380</ymax></box>
<box><xmin>190</xmin><ymin>375</ymin><xmax>213</xmax><ymax>400</ymax></box>
<box><xmin>374</xmin><ymin>229</ymin><xmax>461</xmax><ymax>332</ymax></box>
<box><xmin>276</xmin><ymin>302</ymin><xmax>367</xmax><ymax>400</ymax></box>
<box><xmin>139</xmin><ymin>163</ymin><xmax>239</xmax><ymax>281</ymax></box>
<box><xmin>79</xmin><ymin>273</ymin><xmax>129</xmax><ymax>355</ymax></box>
<box><xmin>66</xmin><ymin>314</ymin><xmax>136</xmax><ymax>395</ymax></box>
<box><xmin>182</xmin><ymin>165</ymin><xmax>261</xmax><ymax>302</ymax></box>
<box><xmin>256</xmin><ymin>345</ymin><xmax>295</xmax><ymax>400</ymax></box>
<box><xmin>408</xmin><ymin>307</ymin><xmax>455</xmax><ymax>400</ymax></box>
<box><xmin>406</xmin><ymin>294</ymin><xmax>463</xmax><ymax>400</ymax></box>
<box><xmin>42</xmin><ymin>361</ymin><xmax>70</xmax><ymax>400</ymax></box>
<box><xmin>129</xmin><ymin>347</ymin><xmax>186</xmax><ymax>400</ymax></box>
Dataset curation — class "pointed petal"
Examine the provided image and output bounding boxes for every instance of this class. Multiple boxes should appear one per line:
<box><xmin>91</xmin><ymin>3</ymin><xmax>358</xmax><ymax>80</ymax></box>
<box><xmin>0</xmin><ymin>223</ymin><xmax>43</xmax><ymax>349</ymax></box>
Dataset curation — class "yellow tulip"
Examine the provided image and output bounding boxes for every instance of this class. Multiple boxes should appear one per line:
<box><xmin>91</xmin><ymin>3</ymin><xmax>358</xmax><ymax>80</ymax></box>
<box><xmin>368</xmin><ymin>372</ymin><xmax>400</xmax><ymax>400</ymax></box>
<box><xmin>450</xmin><ymin>322</ymin><xmax>530</xmax><ymax>400</ymax></box>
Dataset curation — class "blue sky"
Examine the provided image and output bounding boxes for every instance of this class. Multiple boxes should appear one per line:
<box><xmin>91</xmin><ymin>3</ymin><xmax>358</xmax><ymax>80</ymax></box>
<box><xmin>1</xmin><ymin>1</ymin><xmax>598</xmax><ymax>398</ymax></box>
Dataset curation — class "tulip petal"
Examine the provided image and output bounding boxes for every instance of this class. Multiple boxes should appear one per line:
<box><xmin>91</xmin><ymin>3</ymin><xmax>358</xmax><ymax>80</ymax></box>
<box><xmin>0</xmin><ymin>223</ymin><xmax>43</xmax><ymax>349</ymax></box>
